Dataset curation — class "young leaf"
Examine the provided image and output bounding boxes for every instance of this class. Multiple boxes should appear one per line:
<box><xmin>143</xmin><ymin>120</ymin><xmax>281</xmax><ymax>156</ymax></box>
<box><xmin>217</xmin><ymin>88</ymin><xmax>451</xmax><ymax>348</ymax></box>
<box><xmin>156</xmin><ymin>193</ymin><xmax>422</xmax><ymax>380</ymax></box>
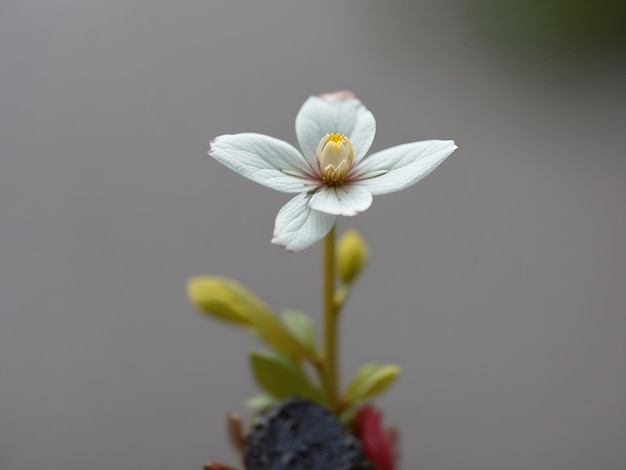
<box><xmin>359</xmin><ymin>365</ymin><xmax>401</xmax><ymax>400</ymax></box>
<box><xmin>343</xmin><ymin>362</ymin><xmax>381</xmax><ymax>403</ymax></box>
<box><xmin>188</xmin><ymin>276</ymin><xmax>256</xmax><ymax>325</ymax></box>
<box><xmin>254</xmin><ymin>327</ymin><xmax>314</xmax><ymax>362</ymax></box>
<box><xmin>188</xmin><ymin>277</ymin><xmax>314</xmax><ymax>360</ymax></box>
<box><xmin>343</xmin><ymin>363</ymin><xmax>401</xmax><ymax>405</ymax></box>
<box><xmin>245</xmin><ymin>394</ymin><xmax>277</xmax><ymax>411</ymax></box>
<box><xmin>249</xmin><ymin>351</ymin><xmax>325</xmax><ymax>403</ymax></box>
<box><xmin>281</xmin><ymin>310</ymin><xmax>316</xmax><ymax>352</ymax></box>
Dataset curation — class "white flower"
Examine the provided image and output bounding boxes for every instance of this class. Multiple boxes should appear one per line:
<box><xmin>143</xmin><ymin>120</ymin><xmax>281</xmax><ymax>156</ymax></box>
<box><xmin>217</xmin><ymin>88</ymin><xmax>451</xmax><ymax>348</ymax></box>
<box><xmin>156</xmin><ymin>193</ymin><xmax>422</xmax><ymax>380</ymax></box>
<box><xmin>209</xmin><ymin>91</ymin><xmax>457</xmax><ymax>251</ymax></box>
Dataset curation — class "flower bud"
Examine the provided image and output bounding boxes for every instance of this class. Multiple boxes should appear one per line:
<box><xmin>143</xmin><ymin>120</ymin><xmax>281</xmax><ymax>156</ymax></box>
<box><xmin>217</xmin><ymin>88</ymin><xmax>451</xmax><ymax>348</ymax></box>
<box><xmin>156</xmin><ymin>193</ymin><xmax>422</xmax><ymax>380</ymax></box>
<box><xmin>337</xmin><ymin>229</ymin><xmax>369</xmax><ymax>284</ymax></box>
<box><xmin>316</xmin><ymin>133</ymin><xmax>353</xmax><ymax>185</ymax></box>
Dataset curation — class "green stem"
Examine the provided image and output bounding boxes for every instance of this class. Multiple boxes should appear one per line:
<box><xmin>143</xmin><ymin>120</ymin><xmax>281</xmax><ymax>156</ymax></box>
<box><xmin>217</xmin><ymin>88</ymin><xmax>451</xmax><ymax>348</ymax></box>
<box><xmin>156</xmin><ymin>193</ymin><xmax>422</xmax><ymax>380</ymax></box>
<box><xmin>323</xmin><ymin>225</ymin><xmax>338</xmax><ymax>410</ymax></box>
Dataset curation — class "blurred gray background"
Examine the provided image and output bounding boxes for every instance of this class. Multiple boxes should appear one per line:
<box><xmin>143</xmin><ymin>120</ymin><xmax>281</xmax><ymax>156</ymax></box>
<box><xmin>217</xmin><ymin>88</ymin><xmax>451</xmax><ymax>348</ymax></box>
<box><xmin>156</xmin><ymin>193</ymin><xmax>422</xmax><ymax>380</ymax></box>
<box><xmin>1</xmin><ymin>1</ymin><xmax>625</xmax><ymax>469</ymax></box>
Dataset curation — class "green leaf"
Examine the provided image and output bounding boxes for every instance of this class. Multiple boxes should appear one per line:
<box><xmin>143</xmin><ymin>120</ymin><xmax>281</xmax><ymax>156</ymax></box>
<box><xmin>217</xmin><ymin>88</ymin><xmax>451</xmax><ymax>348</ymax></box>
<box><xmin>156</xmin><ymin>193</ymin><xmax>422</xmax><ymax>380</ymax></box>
<box><xmin>188</xmin><ymin>276</ymin><xmax>256</xmax><ymax>325</ymax></box>
<box><xmin>343</xmin><ymin>362</ymin><xmax>401</xmax><ymax>405</ymax></box>
<box><xmin>249</xmin><ymin>351</ymin><xmax>325</xmax><ymax>403</ymax></box>
<box><xmin>281</xmin><ymin>310</ymin><xmax>316</xmax><ymax>353</ymax></box>
<box><xmin>254</xmin><ymin>327</ymin><xmax>313</xmax><ymax>362</ymax></box>
<box><xmin>361</xmin><ymin>365</ymin><xmax>401</xmax><ymax>398</ymax></box>
<box><xmin>343</xmin><ymin>362</ymin><xmax>381</xmax><ymax>403</ymax></box>
<box><xmin>188</xmin><ymin>277</ymin><xmax>314</xmax><ymax>360</ymax></box>
<box><xmin>245</xmin><ymin>394</ymin><xmax>277</xmax><ymax>411</ymax></box>
<box><xmin>338</xmin><ymin>406</ymin><xmax>357</xmax><ymax>426</ymax></box>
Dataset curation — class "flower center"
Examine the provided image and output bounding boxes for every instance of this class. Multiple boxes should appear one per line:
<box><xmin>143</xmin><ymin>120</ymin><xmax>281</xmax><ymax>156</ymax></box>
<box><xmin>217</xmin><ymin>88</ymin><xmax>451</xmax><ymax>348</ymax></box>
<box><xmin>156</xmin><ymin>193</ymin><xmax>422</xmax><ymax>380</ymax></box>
<box><xmin>316</xmin><ymin>133</ymin><xmax>354</xmax><ymax>185</ymax></box>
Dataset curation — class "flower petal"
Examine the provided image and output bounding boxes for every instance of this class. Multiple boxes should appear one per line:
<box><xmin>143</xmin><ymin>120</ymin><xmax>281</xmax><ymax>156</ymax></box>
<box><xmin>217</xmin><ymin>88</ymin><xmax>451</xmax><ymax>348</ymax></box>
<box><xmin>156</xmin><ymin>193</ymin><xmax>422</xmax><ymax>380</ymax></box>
<box><xmin>308</xmin><ymin>185</ymin><xmax>373</xmax><ymax>216</ymax></box>
<box><xmin>295</xmin><ymin>93</ymin><xmax>376</xmax><ymax>165</ymax></box>
<box><xmin>272</xmin><ymin>193</ymin><xmax>336</xmax><ymax>251</ymax></box>
<box><xmin>209</xmin><ymin>133</ymin><xmax>319</xmax><ymax>193</ymax></box>
<box><xmin>353</xmin><ymin>140</ymin><xmax>457</xmax><ymax>195</ymax></box>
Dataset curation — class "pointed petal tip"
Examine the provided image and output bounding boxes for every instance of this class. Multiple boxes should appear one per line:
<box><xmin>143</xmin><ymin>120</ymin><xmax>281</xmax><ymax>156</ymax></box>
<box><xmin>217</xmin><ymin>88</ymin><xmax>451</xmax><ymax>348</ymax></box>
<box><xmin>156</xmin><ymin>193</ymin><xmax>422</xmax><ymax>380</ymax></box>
<box><xmin>270</xmin><ymin>238</ymin><xmax>297</xmax><ymax>253</ymax></box>
<box><xmin>441</xmin><ymin>140</ymin><xmax>457</xmax><ymax>151</ymax></box>
<box><xmin>271</xmin><ymin>233</ymin><xmax>288</xmax><ymax>249</ymax></box>
<box><xmin>208</xmin><ymin>136</ymin><xmax>220</xmax><ymax>154</ymax></box>
<box><xmin>210</xmin><ymin>135</ymin><xmax>226</xmax><ymax>145</ymax></box>
<box><xmin>271</xmin><ymin>233</ymin><xmax>299</xmax><ymax>252</ymax></box>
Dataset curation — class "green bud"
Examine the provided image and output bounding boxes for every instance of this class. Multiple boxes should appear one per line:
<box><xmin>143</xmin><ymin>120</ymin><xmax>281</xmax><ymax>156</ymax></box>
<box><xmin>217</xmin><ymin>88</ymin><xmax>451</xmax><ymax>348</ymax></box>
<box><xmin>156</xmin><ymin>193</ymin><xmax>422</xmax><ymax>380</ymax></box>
<box><xmin>337</xmin><ymin>229</ymin><xmax>369</xmax><ymax>284</ymax></box>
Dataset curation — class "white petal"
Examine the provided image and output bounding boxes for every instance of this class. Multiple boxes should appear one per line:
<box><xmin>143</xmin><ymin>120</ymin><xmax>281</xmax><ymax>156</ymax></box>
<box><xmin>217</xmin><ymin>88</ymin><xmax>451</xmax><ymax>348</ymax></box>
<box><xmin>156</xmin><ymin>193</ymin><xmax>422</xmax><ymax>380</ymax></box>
<box><xmin>352</xmin><ymin>140</ymin><xmax>457</xmax><ymax>195</ymax></box>
<box><xmin>209</xmin><ymin>133</ymin><xmax>319</xmax><ymax>193</ymax></box>
<box><xmin>295</xmin><ymin>93</ymin><xmax>376</xmax><ymax>165</ymax></box>
<box><xmin>308</xmin><ymin>185</ymin><xmax>373</xmax><ymax>216</ymax></box>
<box><xmin>272</xmin><ymin>193</ymin><xmax>337</xmax><ymax>251</ymax></box>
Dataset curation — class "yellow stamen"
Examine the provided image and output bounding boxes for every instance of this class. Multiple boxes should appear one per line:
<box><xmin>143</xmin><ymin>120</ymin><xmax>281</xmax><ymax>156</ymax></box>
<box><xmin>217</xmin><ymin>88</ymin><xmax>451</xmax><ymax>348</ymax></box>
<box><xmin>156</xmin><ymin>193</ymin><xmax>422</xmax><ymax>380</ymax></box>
<box><xmin>326</xmin><ymin>133</ymin><xmax>344</xmax><ymax>143</ymax></box>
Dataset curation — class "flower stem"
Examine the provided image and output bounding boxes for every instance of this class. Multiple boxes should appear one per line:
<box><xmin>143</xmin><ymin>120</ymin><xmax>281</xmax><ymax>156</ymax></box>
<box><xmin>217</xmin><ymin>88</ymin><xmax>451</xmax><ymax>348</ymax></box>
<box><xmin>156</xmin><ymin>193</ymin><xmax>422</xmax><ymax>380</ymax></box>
<box><xmin>323</xmin><ymin>225</ymin><xmax>338</xmax><ymax>410</ymax></box>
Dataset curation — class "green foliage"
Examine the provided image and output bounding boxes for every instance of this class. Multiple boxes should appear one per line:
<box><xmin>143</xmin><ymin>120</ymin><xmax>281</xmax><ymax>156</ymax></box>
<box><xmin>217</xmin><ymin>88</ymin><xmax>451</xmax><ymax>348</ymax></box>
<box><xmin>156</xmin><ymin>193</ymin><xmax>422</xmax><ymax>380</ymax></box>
<box><xmin>188</xmin><ymin>276</ymin><xmax>315</xmax><ymax>360</ymax></box>
<box><xmin>281</xmin><ymin>309</ymin><xmax>317</xmax><ymax>354</ymax></box>
<box><xmin>343</xmin><ymin>362</ymin><xmax>401</xmax><ymax>406</ymax></box>
<box><xmin>249</xmin><ymin>351</ymin><xmax>326</xmax><ymax>404</ymax></box>
<box><xmin>245</xmin><ymin>394</ymin><xmax>277</xmax><ymax>412</ymax></box>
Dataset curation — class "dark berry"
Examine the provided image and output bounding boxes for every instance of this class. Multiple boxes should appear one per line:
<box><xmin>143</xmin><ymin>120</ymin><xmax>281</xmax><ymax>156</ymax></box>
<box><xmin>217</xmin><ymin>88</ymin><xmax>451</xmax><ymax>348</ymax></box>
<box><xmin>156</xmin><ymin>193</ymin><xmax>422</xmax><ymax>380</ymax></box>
<box><xmin>244</xmin><ymin>397</ymin><xmax>367</xmax><ymax>470</ymax></box>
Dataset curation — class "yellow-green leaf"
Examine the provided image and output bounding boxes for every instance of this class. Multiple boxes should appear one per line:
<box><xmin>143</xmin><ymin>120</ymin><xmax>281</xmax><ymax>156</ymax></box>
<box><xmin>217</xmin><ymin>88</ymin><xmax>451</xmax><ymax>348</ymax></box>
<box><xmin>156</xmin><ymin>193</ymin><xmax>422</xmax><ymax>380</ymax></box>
<box><xmin>281</xmin><ymin>310</ymin><xmax>316</xmax><ymax>353</ymax></box>
<box><xmin>188</xmin><ymin>276</ymin><xmax>257</xmax><ymax>325</ymax></box>
<box><xmin>361</xmin><ymin>365</ymin><xmax>401</xmax><ymax>399</ymax></box>
<box><xmin>343</xmin><ymin>362</ymin><xmax>381</xmax><ymax>403</ymax></box>
<box><xmin>343</xmin><ymin>363</ymin><xmax>401</xmax><ymax>405</ymax></box>
<box><xmin>249</xmin><ymin>351</ymin><xmax>325</xmax><ymax>403</ymax></box>
<box><xmin>245</xmin><ymin>394</ymin><xmax>277</xmax><ymax>411</ymax></box>
<box><xmin>254</xmin><ymin>327</ymin><xmax>313</xmax><ymax>362</ymax></box>
<box><xmin>188</xmin><ymin>277</ymin><xmax>313</xmax><ymax>359</ymax></box>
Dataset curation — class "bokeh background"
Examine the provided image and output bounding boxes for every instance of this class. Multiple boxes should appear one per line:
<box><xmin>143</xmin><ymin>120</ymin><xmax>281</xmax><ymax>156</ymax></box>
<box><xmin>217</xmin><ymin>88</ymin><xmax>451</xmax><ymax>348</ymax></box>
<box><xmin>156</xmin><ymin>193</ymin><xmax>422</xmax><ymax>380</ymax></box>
<box><xmin>1</xmin><ymin>1</ymin><xmax>625</xmax><ymax>469</ymax></box>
